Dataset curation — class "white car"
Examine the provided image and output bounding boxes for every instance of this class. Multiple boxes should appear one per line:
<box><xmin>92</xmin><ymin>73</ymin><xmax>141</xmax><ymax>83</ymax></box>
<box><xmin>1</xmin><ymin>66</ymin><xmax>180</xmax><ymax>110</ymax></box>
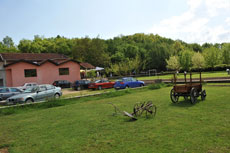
<box><xmin>18</xmin><ymin>83</ymin><xmax>38</xmax><ymax>90</ymax></box>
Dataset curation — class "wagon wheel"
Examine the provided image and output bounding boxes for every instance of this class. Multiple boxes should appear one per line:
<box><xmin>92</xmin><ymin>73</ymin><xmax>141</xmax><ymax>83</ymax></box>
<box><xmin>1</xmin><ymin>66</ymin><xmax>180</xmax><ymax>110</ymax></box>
<box><xmin>144</xmin><ymin>101</ymin><xmax>157</xmax><ymax>118</ymax></box>
<box><xmin>201</xmin><ymin>90</ymin><xmax>206</xmax><ymax>101</ymax></box>
<box><xmin>170</xmin><ymin>89</ymin><xmax>179</xmax><ymax>103</ymax></box>
<box><xmin>133</xmin><ymin>102</ymin><xmax>145</xmax><ymax>117</ymax></box>
<box><xmin>190</xmin><ymin>88</ymin><xmax>198</xmax><ymax>104</ymax></box>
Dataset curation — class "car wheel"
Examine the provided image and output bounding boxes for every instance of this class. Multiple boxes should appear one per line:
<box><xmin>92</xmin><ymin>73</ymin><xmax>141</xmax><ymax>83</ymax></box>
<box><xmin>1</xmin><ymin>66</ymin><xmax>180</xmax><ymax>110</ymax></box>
<box><xmin>25</xmin><ymin>98</ymin><xmax>34</xmax><ymax>103</ymax></box>
<box><xmin>54</xmin><ymin>93</ymin><xmax>60</xmax><ymax>99</ymax></box>
<box><xmin>98</xmin><ymin>86</ymin><xmax>102</xmax><ymax>90</ymax></box>
<box><xmin>140</xmin><ymin>84</ymin><xmax>144</xmax><ymax>87</ymax></box>
<box><xmin>125</xmin><ymin>85</ymin><xmax>129</xmax><ymax>89</ymax></box>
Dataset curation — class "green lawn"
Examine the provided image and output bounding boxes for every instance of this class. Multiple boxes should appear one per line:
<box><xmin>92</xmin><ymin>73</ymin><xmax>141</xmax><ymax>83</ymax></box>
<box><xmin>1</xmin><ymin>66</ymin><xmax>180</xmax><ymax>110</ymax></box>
<box><xmin>206</xmin><ymin>83</ymin><xmax>230</xmax><ymax>86</ymax></box>
<box><xmin>0</xmin><ymin>86</ymin><xmax>230</xmax><ymax>153</ymax></box>
<box><xmin>137</xmin><ymin>71</ymin><xmax>230</xmax><ymax>80</ymax></box>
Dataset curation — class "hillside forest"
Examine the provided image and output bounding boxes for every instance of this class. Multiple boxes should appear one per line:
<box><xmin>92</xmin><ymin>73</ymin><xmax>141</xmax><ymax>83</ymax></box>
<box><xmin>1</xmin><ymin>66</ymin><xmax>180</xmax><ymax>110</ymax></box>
<box><xmin>0</xmin><ymin>34</ymin><xmax>230</xmax><ymax>76</ymax></box>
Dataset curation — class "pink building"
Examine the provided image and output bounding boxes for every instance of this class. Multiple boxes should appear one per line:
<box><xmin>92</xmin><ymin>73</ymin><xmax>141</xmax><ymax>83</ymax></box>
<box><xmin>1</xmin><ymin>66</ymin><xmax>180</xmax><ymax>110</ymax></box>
<box><xmin>0</xmin><ymin>53</ymin><xmax>81</xmax><ymax>87</ymax></box>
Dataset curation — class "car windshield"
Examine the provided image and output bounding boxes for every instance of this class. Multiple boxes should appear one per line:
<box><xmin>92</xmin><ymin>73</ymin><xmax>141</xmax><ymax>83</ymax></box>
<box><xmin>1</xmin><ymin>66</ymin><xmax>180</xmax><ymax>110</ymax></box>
<box><xmin>95</xmin><ymin>80</ymin><xmax>101</xmax><ymax>83</ymax></box>
<box><xmin>24</xmin><ymin>86</ymin><xmax>38</xmax><ymax>93</ymax></box>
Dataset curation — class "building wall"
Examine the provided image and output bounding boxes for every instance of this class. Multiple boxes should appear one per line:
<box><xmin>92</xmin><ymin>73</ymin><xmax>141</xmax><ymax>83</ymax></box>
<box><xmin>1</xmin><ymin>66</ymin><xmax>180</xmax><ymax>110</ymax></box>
<box><xmin>5</xmin><ymin>61</ymin><xmax>80</xmax><ymax>87</ymax></box>
<box><xmin>0</xmin><ymin>62</ymin><xmax>6</xmax><ymax>86</ymax></box>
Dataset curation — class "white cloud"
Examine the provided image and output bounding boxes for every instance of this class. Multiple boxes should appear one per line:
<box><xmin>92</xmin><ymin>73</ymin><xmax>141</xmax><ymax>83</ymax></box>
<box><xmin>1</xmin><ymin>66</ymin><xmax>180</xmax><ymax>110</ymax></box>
<box><xmin>149</xmin><ymin>0</ymin><xmax>230</xmax><ymax>44</ymax></box>
<box><xmin>205</xmin><ymin>0</ymin><xmax>230</xmax><ymax>17</ymax></box>
<box><xmin>187</xmin><ymin>0</ymin><xmax>202</xmax><ymax>10</ymax></box>
<box><xmin>225</xmin><ymin>17</ymin><xmax>230</xmax><ymax>26</ymax></box>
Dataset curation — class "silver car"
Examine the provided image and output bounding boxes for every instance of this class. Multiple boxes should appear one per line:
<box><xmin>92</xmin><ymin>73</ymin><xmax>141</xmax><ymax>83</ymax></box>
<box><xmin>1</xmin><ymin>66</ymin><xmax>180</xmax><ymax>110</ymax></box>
<box><xmin>0</xmin><ymin>87</ymin><xmax>23</xmax><ymax>101</ymax></box>
<box><xmin>7</xmin><ymin>84</ymin><xmax>62</xmax><ymax>104</ymax></box>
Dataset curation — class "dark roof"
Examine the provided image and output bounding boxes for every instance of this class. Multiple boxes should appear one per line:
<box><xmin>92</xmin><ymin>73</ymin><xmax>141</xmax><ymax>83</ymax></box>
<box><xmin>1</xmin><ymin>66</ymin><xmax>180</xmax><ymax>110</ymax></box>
<box><xmin>0</xmin><ymin>53</ymin><xmax>82</xmax><ymax>67</ymax></box>
<box><xmin>80</xmin><ymin>62</ymin><xmax>95</xmax><ymax>69</ymax></box>
<box><xmin>0</xmin><ymin>53</ymin><xmax>68</xmax><ymax>61</ymax></box>
<box><xmin>4</xmin><ymin>59</ymin><xmax>80</xmax><ymax>67</ymax></box>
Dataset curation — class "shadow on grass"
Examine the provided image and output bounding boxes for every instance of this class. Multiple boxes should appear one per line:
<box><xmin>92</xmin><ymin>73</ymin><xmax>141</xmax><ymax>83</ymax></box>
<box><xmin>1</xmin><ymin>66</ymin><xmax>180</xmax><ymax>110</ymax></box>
<box><xmin>123</xmin><ymin>118</ymin><xmax>137</xmax><ymax>122</ymax></box>
<box><xmin>169</xmin><ymin>99</ymin><xmax>204</xmax><ymax>107</ymax></box>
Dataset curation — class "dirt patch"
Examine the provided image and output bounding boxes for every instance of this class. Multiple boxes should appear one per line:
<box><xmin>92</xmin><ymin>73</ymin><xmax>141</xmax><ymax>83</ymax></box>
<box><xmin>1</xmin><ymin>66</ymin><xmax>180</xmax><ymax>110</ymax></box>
<box><xmin>0</xmin><ymin>148</ymin><xmax>9</xmax><ymax>153</ymax></box>
<box><xmin>62</xmin><ymin>88</ymin><xmax>80</xmax><ymax>95</ymax></box>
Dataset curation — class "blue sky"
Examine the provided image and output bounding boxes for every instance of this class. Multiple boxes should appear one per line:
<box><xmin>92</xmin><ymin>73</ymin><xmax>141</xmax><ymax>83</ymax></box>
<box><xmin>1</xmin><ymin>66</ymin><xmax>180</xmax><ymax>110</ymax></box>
<box><xmin>0</xmin><ymin>0</ymin><xmax>229</xmax><ymax>44</ymax></box>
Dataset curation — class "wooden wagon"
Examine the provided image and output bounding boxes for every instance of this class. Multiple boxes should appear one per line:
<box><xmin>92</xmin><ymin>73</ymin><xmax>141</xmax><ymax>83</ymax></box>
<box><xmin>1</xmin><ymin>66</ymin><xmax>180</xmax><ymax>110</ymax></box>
<box><xmin>170</xmin><ymin>71</ymin><xmax>206</xmax><ymax>104</ymax></box>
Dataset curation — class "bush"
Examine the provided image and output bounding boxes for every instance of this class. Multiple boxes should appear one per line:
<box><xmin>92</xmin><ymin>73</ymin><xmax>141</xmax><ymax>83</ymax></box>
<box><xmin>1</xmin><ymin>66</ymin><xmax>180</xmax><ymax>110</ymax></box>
<box><xmin>148</xmin><ymin>83</ymin><xmax>167</xmax><ymax>90</ymax></box>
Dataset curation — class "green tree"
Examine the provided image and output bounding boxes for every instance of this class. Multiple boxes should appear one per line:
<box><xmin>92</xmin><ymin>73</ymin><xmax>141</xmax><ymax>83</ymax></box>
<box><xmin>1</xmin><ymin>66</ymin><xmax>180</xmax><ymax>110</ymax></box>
<box><xmin>89</xmin><ymin>37</ymin><xmax>110</xmax><ymax>67</ymax></box>
<box><xmin>146</xmin><ymin>43</ymin><xmax>170</xmax><ymax>70</ymax></box>
<box><xmin>190</xmin><ymin>43</ymin><xmax>202</xmax><ymax>52</ymax></box>
<box><xmin>166</xmin><ymin>56</ymin><xmax>180</xmax><ymax>71</ymax></box>
<box><xmin>192</xmin><ymin>52</ymin><xmax>205</xmax><ymax>69</ymax></box>
<box><xmin>172</xmin><ymin>41</ymin><xmax>184</xmax><ymax>55</ymax></box>
<box><xmin>179</xmin><ymin>50</ymin><xmax>193</xmax><ymax>71</ymax></box>
<box><xmin>72</xmin><ymin>37</ymin><xmax>110</xmax><ymax>67</ymax></box>
<box><xmin>222</xmin><ymin>43</ymin><xmax>230</xmax><ymax>64</ymax></box>
<box><xmin>203</xmin><ymin>47</ymin><xmax>222</xmax><ymax>68</ymax></box>
<box><xmin>3</xmin><ymin>36</ymin><xmax>14</xmax><ymax>48</ymax></box>
<box><xmin>202</xmin><ymin>43</ymin><xmax>213</xmax><ymax>49</ymax></box>
<box><xmin>72</xmin><ymin>37</ymin><xmax>91</xmax><ymax>62</ymax></box>
<box><xmin>128</xmin><ymin>55</ymin><xmax>142</xmax><ymax>74</ymax></box>
<box><xmin>0</xmin><ymin>36</ymin><xmax>18</xmax><ymax>52</ymax></box>
<box><xmin>108</xmin><ymin>63</ymin><xmax>121</xmax><ymax>76</ymax></box>
<box><xmin>18</xmin><ymin>39</ymin><xmax>32</xmax><ymax>53</ymax></box>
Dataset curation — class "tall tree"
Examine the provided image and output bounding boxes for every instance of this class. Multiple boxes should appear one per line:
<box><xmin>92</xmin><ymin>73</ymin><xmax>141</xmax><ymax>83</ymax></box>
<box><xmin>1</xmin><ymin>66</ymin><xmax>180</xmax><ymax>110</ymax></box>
<box><xmin>166</xmin><ymin>56</ymin><xmax>180</xmax><ymax>71</ymax></box>
<box><xmin>0</xmin><ymin>36</ymin><xmax>18</xmax><ymax>52</ymax></box>
<box><xmin>222</xmin><ymin>43</ymin><xmax>230</xmax><ymax>64</ymax></box>
<box><xmin>172</xmin><ymin>41</ymin><xmax>184</xmax><ymax>55</ymax></box>
<box><xmin>179</xmin><ymin>50</ymin><xmax>193</xmax><ymax>71</ymax></box>
<box><xmin>203</xmin><ymin>47</ymin><xmax>222</xmax><ymax>68</ymax></box>
<box><xmin>72</xmin><ymin>37</ymin><xmax>110</xmax><ymax>67</ymax></box>
<box><xmin>18</xmin><ymin>39</ymin><xmax>32</xmax><ymax>53</ymax></box>
<box><xmin>3</xmin><ymin>36</ymin><xmax>14</xmax><ymax>48</ymax></box>
<box><xmin>190</xmin><ymin>43</ymin><xmax>202</xmax><ymax>52</ymax></box>
<box><xmin>192</xmin><ymin>52</ymin><xmax>205</xmax><ymax>69</ymax></box>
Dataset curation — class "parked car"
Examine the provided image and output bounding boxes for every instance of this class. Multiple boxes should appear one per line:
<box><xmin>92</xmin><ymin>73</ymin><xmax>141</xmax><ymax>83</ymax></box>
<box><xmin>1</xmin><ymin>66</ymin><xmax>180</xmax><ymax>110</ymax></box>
<box><xmin>7</xmin><ymin>84</ymin><xmax>62</xmax><ymax>104</ymax></box>
<box><xmin>53</xmin><ymin>80</ymin><xmax>72</xmax><ymax>88</ymax></box>
<box><xmin>114</xmin><ymin>77</ymin><xmax>145</xmax><ymax>89</ymax></box>
<box><xmin>72</xmin><ymin>80</ymin><xmax>91</xmax><ymax>91</ymax></box>
<box><xmin>18</xmin><ymin>82</ymin><xmax>38</xmax><ymax>90</ymax></box>
<box><xmin>0</xmin><ymin>87</ymin><xmax>23</xmax><ymax>101</ymax></box>
<box><xmin>88</xmin><ymin>80</ymin><xmax>115</xmax><ymax>90</ymax></box>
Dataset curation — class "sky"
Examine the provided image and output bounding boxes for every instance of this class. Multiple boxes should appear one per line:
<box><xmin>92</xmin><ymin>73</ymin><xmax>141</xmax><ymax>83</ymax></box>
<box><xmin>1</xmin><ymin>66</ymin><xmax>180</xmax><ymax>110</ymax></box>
<box><xmin>0</xmin><ymin>0</ymin><xmax>230</xmax><ymax>45</ymax></box>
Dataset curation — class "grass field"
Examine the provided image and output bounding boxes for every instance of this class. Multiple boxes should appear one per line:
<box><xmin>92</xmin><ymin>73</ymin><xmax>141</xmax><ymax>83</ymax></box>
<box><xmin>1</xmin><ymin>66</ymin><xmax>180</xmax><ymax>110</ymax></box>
<box><xmin>0</xmin><ymin>85</ymin><xmax>230</xmax><ymax>153</ymax></box>
<box><xmin>137</xmin><ymin>71</ymin><xmax>230</xmax><ymax>80</ymax></box>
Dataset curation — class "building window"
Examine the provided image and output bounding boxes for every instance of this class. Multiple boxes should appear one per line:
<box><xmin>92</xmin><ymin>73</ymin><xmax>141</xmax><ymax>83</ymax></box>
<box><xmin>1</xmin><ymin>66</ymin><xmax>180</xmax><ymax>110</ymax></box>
<box><xmin>59</xmin><ymin>68</ymin><xmax>69</xmax><ymax>75</ymax></box>
<box><xmin>24</xmin><ymin>69</ymin><xmax>37</xmax><ymax>77</ymax></box>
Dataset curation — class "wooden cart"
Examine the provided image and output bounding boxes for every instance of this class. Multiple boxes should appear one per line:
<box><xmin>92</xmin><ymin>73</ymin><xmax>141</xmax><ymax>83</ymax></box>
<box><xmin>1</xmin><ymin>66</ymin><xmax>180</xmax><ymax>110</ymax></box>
<box><xmin>170</xmin><ymin>71</ymin><xmax>206</xmax><ymax>104</ymax></box>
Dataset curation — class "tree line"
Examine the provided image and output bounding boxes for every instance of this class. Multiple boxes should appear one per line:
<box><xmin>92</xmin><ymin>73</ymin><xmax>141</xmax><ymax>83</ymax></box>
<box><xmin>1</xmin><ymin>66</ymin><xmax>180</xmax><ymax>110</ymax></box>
<box><xmin>0</xmin><ymin>34</ymin><xmax>230</xmax><ymax>75</ymax></box>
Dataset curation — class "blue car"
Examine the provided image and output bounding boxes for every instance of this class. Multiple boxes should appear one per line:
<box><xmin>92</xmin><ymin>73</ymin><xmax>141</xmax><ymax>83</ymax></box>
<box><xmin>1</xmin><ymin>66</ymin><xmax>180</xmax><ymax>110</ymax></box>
<box><xmin>114</xmin><ymin>77</ymin><xmax>145</xmax><ymax>89</ymax></box>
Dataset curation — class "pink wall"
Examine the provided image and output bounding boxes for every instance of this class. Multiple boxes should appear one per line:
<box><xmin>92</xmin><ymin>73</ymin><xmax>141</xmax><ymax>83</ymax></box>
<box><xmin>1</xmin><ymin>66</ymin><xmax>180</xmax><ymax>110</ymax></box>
<box><xmin>5</xmin><ymin>61</ymin><xmax>80</xmax><ymax>87</ymax></box>
<box><xmin>5</xmin><ymin>69</ymin><xmax>12</xmax><ymax>87</ymax></box>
